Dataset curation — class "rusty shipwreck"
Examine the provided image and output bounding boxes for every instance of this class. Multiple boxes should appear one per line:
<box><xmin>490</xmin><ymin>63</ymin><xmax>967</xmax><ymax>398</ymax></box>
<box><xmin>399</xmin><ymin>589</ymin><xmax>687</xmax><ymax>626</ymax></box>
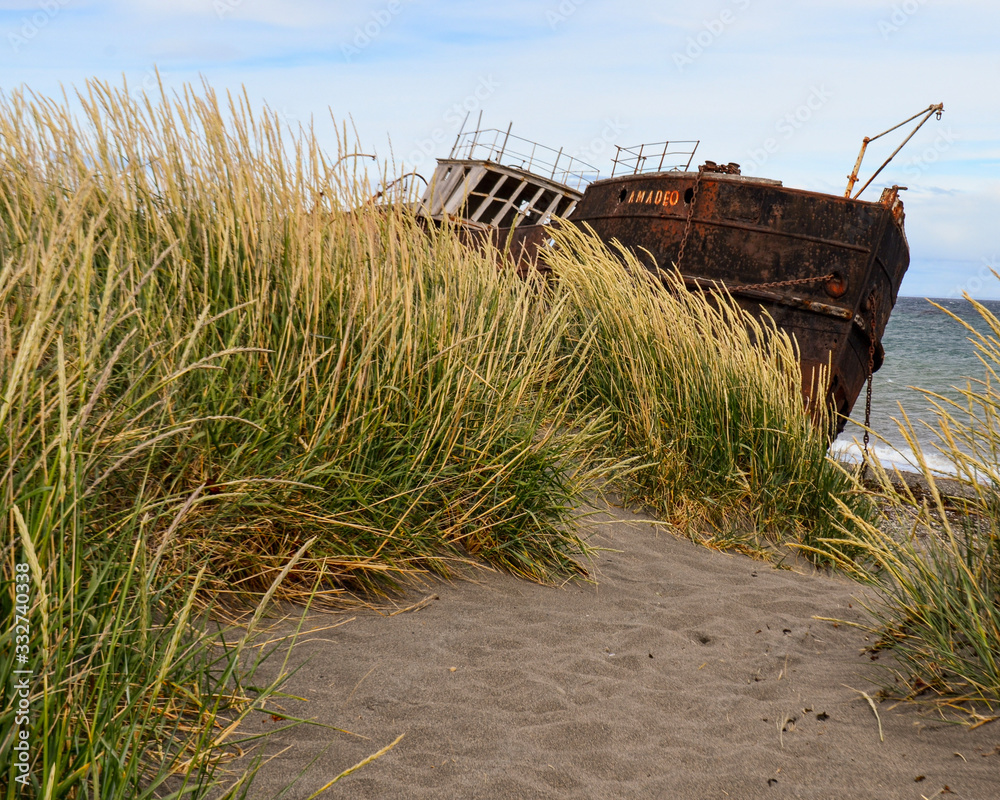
<box><xmin>416</xmin><ymin>105</ymin><xmax>945</xmax><ymax>432</ymax></box>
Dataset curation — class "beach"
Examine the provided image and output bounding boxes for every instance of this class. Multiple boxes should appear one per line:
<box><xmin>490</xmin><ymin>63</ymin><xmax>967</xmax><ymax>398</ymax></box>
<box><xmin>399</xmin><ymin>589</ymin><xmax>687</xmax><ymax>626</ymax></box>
<box><xmin>238</xmin><ymin>502</ymin><xmax>999</xmax><ymax>799</ymax></box>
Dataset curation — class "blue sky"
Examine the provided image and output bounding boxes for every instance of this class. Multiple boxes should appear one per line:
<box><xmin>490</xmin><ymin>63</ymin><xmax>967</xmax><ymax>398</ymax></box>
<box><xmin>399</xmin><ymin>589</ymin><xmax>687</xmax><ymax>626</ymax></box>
<box><xmin>4</xmin><ymin>0</ymin><xmax>998</xmax><ymax>298</ymax></box>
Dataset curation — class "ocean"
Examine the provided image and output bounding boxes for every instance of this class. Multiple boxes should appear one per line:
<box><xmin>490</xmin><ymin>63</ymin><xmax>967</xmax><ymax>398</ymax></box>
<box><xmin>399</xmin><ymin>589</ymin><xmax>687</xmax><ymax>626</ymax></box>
<box><xmin>831</xmin><ymin>295</ymin><xmax>1000</xmax><ymax>475</ymax></box>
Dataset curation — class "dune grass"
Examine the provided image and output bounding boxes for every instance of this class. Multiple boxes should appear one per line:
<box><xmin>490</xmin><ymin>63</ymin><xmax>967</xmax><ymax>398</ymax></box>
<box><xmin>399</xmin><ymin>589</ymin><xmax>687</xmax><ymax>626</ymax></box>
<box><xmin>1</xmin><ymin>80</ymin><xmax>610</xmax><ymax>796</ymax></box>
<box><xmin>821</xmin><ymin>295</ymin><xmax>1000</xmax><ymax>715</ymax></box>
<box><xmin>542</xmin><ymin>224</ymin><xmax>873</xmax><ymax>557</ymax></box>
<box><xmin>0</xmin><ymin>76</ymin><xmax>913</xmax><ymax>796</ymax></box>
<box><xmin>0</xmin><ymin>151</ymin><xmax>300</xmax><ymax>796</ymax></box>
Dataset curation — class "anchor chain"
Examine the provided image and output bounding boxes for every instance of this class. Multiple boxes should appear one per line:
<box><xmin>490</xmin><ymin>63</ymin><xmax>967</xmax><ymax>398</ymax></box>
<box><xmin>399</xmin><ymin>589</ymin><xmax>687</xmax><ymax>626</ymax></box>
<box><xmin>675</xmin><ymin>167</ymin><xmax>836</xmax><ymax>297</ymax></box>
<box><xmin>727</xmin><ymin>272</ymin><xmax>838</xmax><ymax>294</ymax></box>
<box><xmin>675</xmin><ymin>166</ymin><xmax>704</xmax><ymax>270</ymax></box>
<box><xmin>862</xmin><ymin>289</ymin><xmax>882</xmax><ymax>463</ymax></box>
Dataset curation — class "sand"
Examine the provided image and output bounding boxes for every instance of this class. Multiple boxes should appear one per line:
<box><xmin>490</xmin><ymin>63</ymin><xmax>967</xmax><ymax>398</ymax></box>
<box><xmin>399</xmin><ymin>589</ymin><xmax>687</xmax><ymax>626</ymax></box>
<box><xmin>237</xmin><ymin>503</ymin><xmax>999</xmax><ymax>799</ymax></box>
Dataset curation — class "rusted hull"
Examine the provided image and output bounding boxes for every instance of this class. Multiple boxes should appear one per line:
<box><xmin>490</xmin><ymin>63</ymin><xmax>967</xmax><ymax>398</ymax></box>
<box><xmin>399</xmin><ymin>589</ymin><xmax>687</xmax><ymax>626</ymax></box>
<box><xmin>427</xmin><ymin>218</ymin><xmax>556</xmax><ymax>277</ymax></box>
<box><xmin>568</xmin><ymin>171</ymin><xmax>909</xmax><ymax>430</ymax></box>
<box><xmin>497</xmin><ymin>224</ymin><xmax>556</xmax><ymax>275</ymax></box>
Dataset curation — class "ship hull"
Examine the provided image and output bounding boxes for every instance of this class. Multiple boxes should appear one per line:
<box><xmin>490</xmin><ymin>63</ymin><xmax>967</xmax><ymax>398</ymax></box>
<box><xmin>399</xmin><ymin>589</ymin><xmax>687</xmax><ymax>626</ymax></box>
<box><xmin>567</xmin><ymin>171</ymin><xmax>909</xmax><ymax>430</ymax></box>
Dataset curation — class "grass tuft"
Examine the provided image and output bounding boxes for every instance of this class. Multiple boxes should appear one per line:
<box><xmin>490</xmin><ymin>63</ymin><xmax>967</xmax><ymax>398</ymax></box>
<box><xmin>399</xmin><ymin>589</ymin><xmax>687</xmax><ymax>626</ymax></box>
<box><xmin>826</xmin><ymin>295</ymin><xmax>1000</xmax><ymax>715</ymax></box>
<box><xmin>541</xmin><ymin>222</ymin><xmax>874</xmax><ymax>557</ymax></box>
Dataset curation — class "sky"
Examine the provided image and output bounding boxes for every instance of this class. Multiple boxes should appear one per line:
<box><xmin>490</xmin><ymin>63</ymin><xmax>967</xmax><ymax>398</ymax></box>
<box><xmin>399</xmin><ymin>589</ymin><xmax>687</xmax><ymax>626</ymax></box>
<box><xmin>3</xmin><ymin>0</ymin><xmax>998</xmax><ymax>299</ymax></box>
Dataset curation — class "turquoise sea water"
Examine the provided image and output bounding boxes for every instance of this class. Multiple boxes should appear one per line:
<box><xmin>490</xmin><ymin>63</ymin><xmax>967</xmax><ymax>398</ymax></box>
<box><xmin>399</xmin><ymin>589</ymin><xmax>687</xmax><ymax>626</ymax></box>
<box><xmin>831</xmin><ymin>295</ymin><xmax>1000</xmax><ymax>474</ymax></box>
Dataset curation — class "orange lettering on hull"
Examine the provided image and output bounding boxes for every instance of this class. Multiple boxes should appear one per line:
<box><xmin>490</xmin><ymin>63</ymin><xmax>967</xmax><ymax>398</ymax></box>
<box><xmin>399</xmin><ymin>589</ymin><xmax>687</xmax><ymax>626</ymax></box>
<box><xmin>625</xmin><ymin>188</ymin><xmax>680</xmax><ymax>207</ymax></box>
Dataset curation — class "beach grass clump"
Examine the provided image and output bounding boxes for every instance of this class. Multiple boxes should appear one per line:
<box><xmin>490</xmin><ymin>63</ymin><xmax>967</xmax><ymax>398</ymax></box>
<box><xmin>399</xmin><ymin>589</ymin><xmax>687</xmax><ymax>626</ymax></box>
<box><xmin>541</xmin><ymin>224</ymin><xmax>871</xmax><ymax>555</ymax></box>
<box><xmin>1</xmin><ymin>79</ymin><xmax>611</xmax><ymax>794</ymax></box>
<box><xmin>0</xmin><ymin>167</ymin><xmax>296</xmax><ymax>797</ymax></box>
<box><xmin>825</xmin><ymin>295</ymin><xmax>1000</xmax><ymax>712</ymax></box>
<box><xmin>3</xmin><ymin>79</ymin><xmax>607</xmax><ymax>593</ymax></box>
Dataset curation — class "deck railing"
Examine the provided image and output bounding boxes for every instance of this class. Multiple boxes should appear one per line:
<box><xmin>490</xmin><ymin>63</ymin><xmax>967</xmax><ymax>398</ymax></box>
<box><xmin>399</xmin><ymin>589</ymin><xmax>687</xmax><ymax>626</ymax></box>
<box><xmin>610</xmin><ymin>140</ymin><xmax>700</xmax><ymax>177</ymax></box>
<box><xmin>448</xmin><ymin>125</ymin><xmax>599</xmax><ymax>191</ymax></box>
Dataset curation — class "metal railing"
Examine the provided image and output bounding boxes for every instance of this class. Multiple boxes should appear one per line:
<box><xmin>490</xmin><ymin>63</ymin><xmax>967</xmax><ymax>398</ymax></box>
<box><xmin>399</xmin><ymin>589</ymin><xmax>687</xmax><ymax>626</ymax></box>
<box><xmin>447</xmin><ymin>124</ymin><xmax>599</xmax><ymax>191</ymax></box>
<box><xmin>611</xmin><ymin>140</ymin><xmax>700</xmax><ymax>177</ymax></box>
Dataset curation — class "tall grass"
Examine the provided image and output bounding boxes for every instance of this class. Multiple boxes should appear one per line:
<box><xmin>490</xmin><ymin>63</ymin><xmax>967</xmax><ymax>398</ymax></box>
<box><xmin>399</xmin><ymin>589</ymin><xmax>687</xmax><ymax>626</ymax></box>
<box><xmin>0</xmin><ymin>157</ymin><xmax>297</xmax><ymax>796</ymax></box>
<box><xmin>825</xmin><ymin>295</ymin><xmax>1000</xmax><ymax>713</ymax></box>
<box><xmin>1</xmin><ymin>80</ymin><xmax>610</xmax><ymax>795</ymax></box>
<box><xmin>542</xmin><ymin>225</ymin><xmax>872</xmax><ymax>555</ymax></box>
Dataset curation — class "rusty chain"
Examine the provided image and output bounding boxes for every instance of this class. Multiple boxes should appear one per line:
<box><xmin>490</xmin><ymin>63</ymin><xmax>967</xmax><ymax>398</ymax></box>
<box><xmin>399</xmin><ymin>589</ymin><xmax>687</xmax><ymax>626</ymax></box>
<box><xmin>676</xmin><ymin>168</ymin><xmax>835</xmax><ymax>296</ymax></box>
<box><xmin>727</xmin><ymin>273</ymin><xmax>837</xmax><ymax>294</ymax></box>
<box><xmin>862</xmin><ymin>289</ymin><xmax>881</xmax><ymax>463</ymax></box>
<box><xmin>675</xmin><ymin>166</ymin><xmax>704</xmax><ymax>270</ymax></box>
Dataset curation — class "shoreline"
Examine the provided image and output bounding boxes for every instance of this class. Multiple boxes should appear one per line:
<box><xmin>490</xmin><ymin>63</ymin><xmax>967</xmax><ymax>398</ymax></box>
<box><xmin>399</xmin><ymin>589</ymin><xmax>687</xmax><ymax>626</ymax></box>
<box><xmin>834</xmin><ymin>458</ymin><xmax>978</xmax><ymax>502</ymax></box>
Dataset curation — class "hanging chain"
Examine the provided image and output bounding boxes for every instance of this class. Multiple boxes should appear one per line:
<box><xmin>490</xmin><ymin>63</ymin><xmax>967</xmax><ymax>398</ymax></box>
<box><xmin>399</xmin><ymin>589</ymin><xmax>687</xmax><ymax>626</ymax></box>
<box><xmin>675</xmin><ymin>166</ymin><xmax>704</xmax><ymax>270</ymax></box>
<box><xmin>862</xmin><ymin>289</ymin><xmax>881</xmax><ymax>463</ymax></box>
<box><xmin>727</xmin><ymin>272</ymin><xmax>837</xmax><ymax>294</ymax></box>
<box><xmin>676</xmin><ymin>167</ymin><xmax>834</xmax><ymax>296</ymax></box>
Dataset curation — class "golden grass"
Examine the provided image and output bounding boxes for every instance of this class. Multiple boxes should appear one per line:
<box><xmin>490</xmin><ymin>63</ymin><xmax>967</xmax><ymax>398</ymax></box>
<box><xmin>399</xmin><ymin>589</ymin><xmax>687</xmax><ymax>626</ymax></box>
<box><xmin>818</xmin><ymin>295</ymin><xmax>1000</xmax><ymax>715</ymax></box>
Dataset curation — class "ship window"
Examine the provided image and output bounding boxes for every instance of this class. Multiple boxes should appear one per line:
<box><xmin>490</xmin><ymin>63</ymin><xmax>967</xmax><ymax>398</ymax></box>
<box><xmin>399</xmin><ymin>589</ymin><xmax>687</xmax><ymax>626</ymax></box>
<box><xmin>475</xmin><ymin>171</ymin><xmax>504</xmax><ymax>195</ymax></box>
<box><xmin>618</xmin><ymin>188</ymin><xmax>627</xmax><ymax>203</ymax></box>
<box><xmin>498</xmin><ymin>208</ymin><xmax>518</xmax><ymax>228</ymax></box>
<box><xmin>684</xmin><ymin>188</ymin><xmax>694</xmax><ymax>204</ymax></box>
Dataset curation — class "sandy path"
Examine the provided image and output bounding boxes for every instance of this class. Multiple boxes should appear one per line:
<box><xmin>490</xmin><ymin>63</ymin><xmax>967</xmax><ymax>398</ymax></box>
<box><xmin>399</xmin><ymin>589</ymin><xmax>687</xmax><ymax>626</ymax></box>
<box><xmin>238</xmin><ymin>504</ymin><xmax>999</xmax><ymax>799</ymax></box>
